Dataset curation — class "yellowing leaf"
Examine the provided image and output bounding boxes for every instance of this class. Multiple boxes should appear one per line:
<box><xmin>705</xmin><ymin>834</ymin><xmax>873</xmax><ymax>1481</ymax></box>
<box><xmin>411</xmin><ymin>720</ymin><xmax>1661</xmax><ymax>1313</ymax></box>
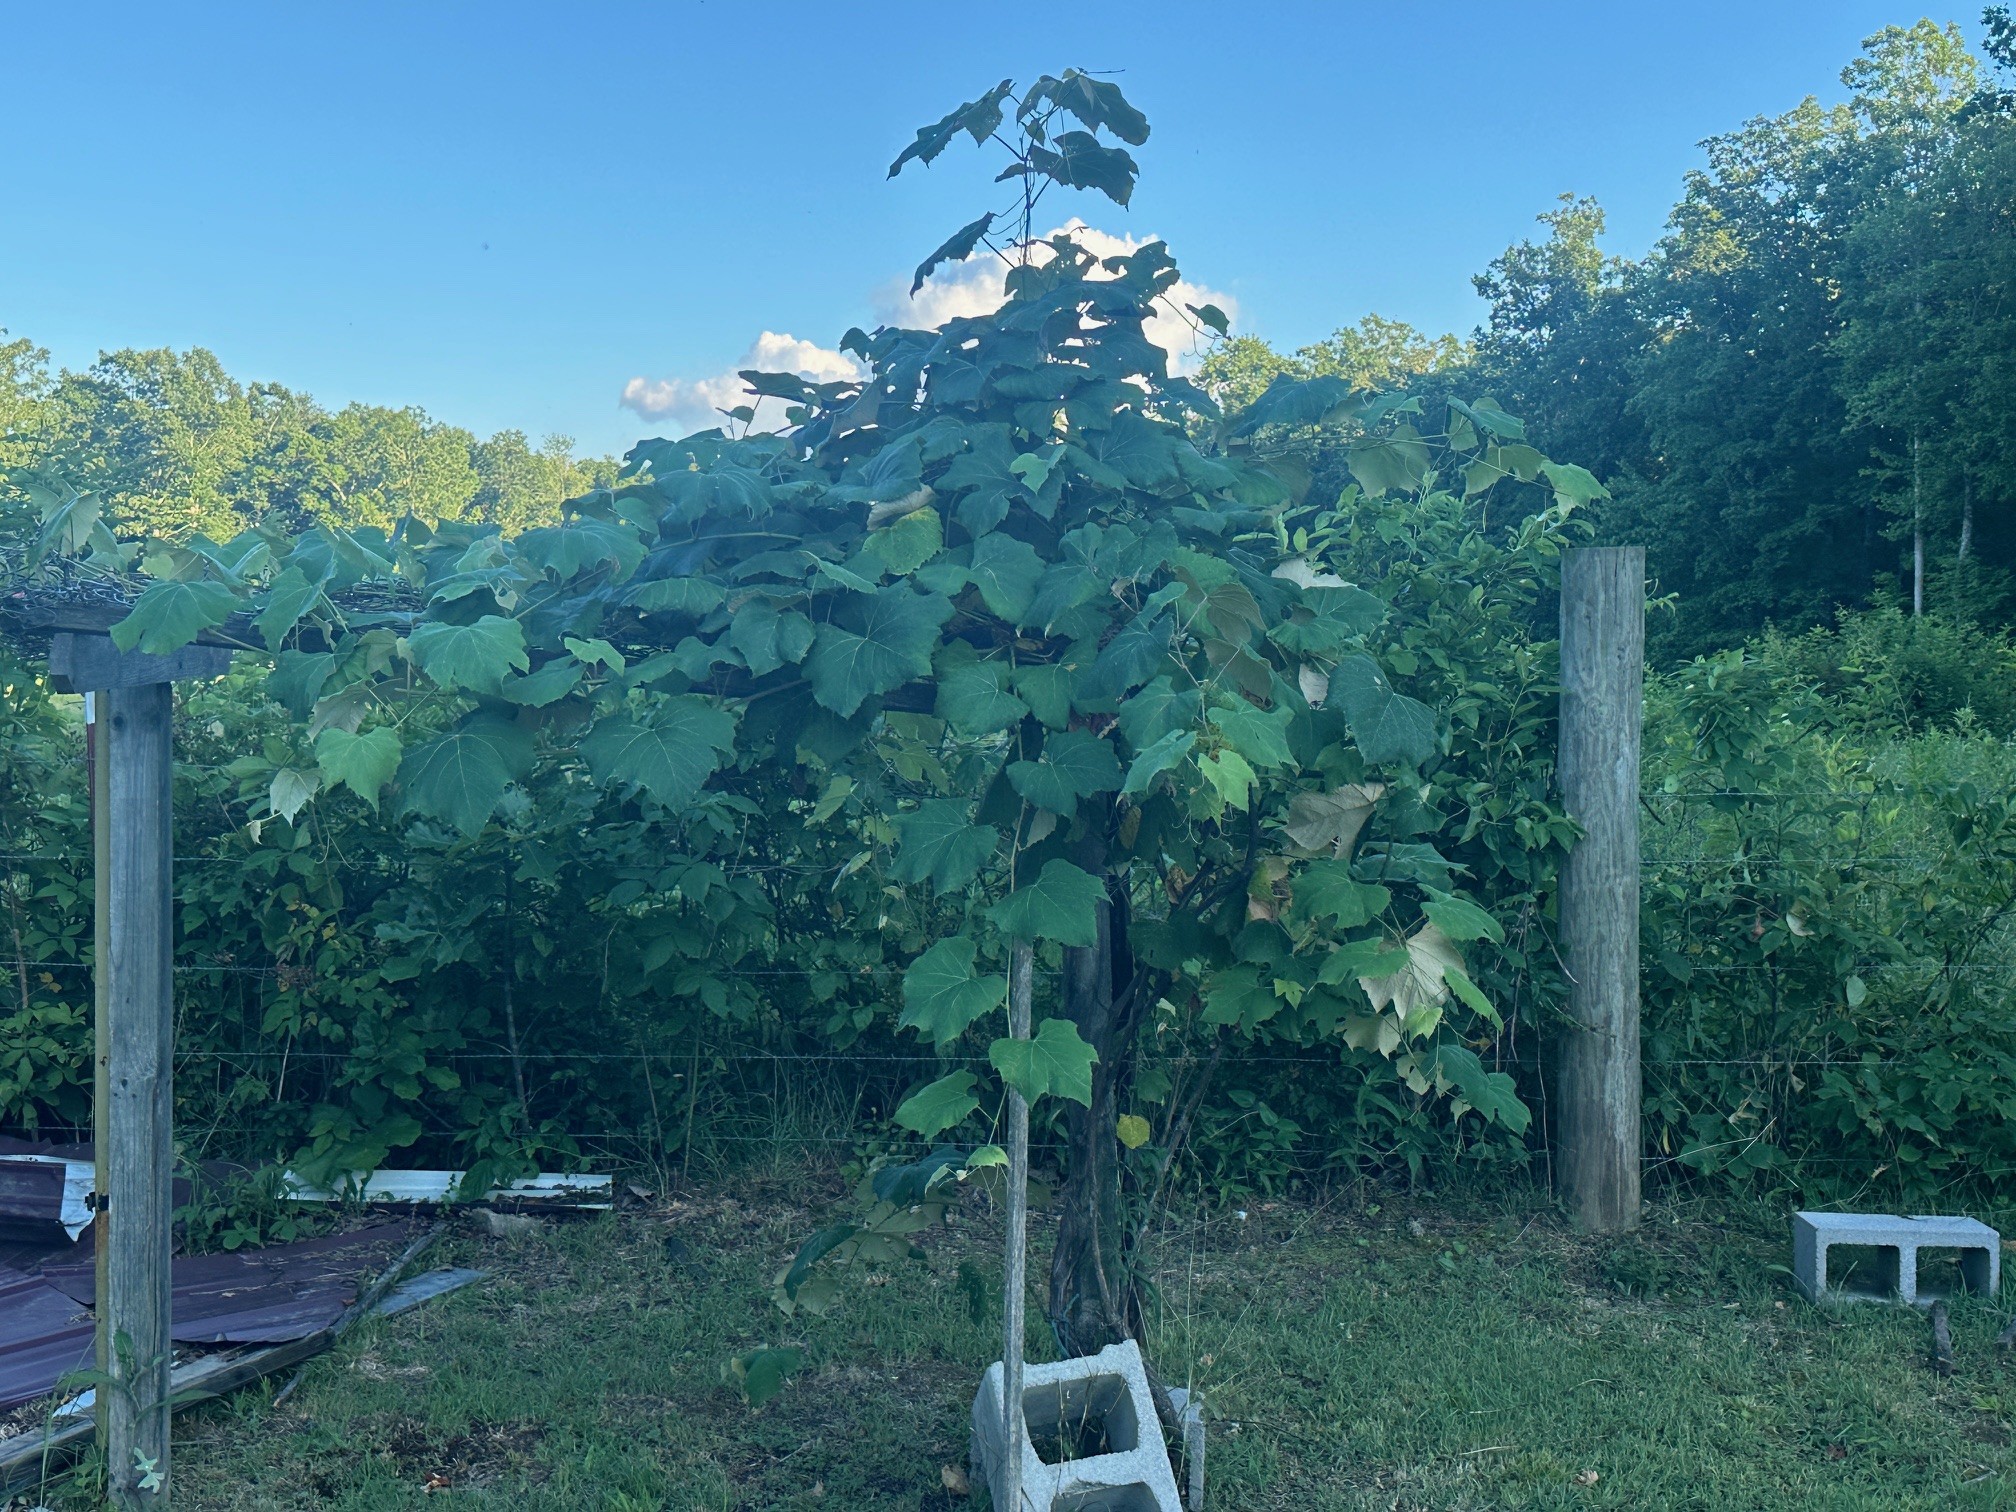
<box><xmin>1283</xmin><ymin>783</ymin><xmax>1385</xmax><ymax>858</ymax></box>
<box><xmin>1358</xmin><ymin>922</ymin><xmax>1465</xmax><ymax>1026</ymax></box>
<box><xmin>268</xmin><ymin>767</ymin><xmax>319</xmax><ymax>824</ymax></box>
<box><xmin>1342</xmin><ymin>1014</ymin><xmax>1403</xmax><ymax>1055</ymax></box>
<box><xmin>1271</xmin><ymin>557</ymin><xmax>1349</xmax><ymax>590</ymax></box>
<box><xmin>1116</xmin><ymin>1114</ymin><xmax>1152</xmax><ymax>1150</ymax></box>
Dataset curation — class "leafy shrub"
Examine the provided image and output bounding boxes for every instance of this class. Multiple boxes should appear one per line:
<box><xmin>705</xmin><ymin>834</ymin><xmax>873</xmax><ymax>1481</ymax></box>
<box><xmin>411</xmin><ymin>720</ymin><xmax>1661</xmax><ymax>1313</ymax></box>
<box><xmin>1640</xmin><ymin>646</ymin><xmax>2016</xmax><ymax>1203</ymax></box>
<box><xmin>1761</xmin><ymin>606</ymin><xmax>2016</xmax><ymax>738</ymax></box>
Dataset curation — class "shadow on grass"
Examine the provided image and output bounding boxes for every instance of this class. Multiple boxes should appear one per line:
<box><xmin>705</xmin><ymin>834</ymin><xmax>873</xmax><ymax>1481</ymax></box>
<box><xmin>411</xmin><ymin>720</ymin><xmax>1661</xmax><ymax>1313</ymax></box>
<box><xmin>18</xmin><ymin>1173</ymin><xmax>2011</xmax><ymax>1511</ymax></box>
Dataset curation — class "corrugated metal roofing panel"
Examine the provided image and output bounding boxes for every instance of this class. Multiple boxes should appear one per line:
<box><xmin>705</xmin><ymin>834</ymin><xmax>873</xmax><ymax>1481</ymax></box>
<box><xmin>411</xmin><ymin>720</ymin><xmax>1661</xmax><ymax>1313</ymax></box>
<box><xmin>0</xmin><ymin>1222</ymin><xmax>415</xmax><ymax>1416</ymax></box>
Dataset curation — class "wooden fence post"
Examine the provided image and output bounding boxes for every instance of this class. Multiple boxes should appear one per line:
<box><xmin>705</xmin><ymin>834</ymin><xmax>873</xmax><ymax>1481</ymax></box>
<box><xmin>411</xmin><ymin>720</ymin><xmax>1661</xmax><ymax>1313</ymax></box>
<box><xmin>53</xmin><ymin>630</ymin><xmax>232</xmax><ymax>1509</ymax></box>
<box><xmin>1556</xmin><ymin>546</ymin><xmax>1645</xmax><ymax>1233</ymax></box>
<box><xmin>1000</xmin><ymin>940</ymin><xmax>1033</xmax><ymax>1512</ymax></box>
<box><xmin>102</xmin><ymin>679</ymin><xmax>176</xmax><ymax>1505</ymax></box>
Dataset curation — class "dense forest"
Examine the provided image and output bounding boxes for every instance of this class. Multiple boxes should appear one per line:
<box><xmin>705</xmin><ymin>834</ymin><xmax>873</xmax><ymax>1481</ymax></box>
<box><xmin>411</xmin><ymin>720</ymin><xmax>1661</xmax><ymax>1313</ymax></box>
<box><xmin>1203</xmin><ymin>17</ymin><xmax>2016</xmax><ymax>658</ymax></box>
<box><xmin>0</xmin><ymin>340</ymin><xmax>617</xmax><ymax>543</ymax></box>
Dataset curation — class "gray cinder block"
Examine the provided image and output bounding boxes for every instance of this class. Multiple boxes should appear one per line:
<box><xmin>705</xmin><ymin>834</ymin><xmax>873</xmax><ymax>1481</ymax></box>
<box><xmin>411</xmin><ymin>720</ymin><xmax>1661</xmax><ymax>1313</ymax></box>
<box><xmin>970</xmin><ymin>1339</ymin><xmax>1184</xmax><ymax>1512</ymax></box>
<box><xmin>1793</xmin><ymin>1211</ymin><xmax>2000</xmax><ymax>1305</ymax></box>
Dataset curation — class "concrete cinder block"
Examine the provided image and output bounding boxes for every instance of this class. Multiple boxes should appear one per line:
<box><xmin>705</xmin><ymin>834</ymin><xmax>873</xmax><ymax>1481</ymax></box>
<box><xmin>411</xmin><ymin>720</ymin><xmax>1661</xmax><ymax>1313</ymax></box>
<box><xmin>970</xmin><ymin>1339</ymin><xmax>1184</xmax><ymax>1512</ymax></box>
<box><xmin>1793</xmin><ymin>1211</ymin><xmax>2000</xmax><ymax>1305</ymax></box>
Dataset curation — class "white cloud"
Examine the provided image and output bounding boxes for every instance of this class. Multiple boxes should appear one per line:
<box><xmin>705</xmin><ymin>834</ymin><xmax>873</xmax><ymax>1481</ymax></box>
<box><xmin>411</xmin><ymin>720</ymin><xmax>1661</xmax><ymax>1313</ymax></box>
<box><xmin>619</xmin><ymin>331</ymin><xmax>864</xmax><ymax>432</ymax></box>
<box><xmin>619</xmin><ymin>224</ymin><xmax>1235</xmax><ymax>434</ymax></box>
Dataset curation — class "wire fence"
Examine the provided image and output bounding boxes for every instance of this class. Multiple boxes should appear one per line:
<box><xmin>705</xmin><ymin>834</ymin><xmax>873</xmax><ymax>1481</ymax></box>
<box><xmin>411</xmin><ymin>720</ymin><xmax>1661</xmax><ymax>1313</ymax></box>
<box><xmin>2</xmin><ymin>769</ymin><xmax>2012</xmax><ymax>1193</ymax></box>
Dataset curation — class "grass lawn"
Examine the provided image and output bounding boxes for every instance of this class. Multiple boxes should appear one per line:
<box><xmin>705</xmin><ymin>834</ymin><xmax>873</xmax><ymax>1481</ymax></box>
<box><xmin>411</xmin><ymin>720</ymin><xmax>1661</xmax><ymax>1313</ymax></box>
<box><xmin>18</xmin><ymin>1175</ymin><xmax>2015</xmax><ymax>1510</ymax></box>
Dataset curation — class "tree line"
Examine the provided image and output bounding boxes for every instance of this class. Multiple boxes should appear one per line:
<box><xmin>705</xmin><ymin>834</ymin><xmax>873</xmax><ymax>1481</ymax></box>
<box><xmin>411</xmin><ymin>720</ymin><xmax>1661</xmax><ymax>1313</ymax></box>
<box><xmin>1204</xmin><ymin>17</ymin><xmax>2016</xmax><ymax>658</ymax></box>
<box><xmin>5</xmin><ymin>20</ymin><xmax>2009</xmax><ymax>663</ymax></box>
<box><xmin>0</xmin><ymin>339</ymin><xmax>617</xmax><ymax>543</ymax></box>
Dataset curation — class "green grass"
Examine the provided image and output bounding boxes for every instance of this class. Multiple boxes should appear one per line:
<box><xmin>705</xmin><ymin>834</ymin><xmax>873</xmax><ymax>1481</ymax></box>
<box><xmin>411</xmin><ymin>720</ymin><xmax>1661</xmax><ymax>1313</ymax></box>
<box><xmin>22</xmin><ymin>1178</ymin><xmax>2016</xmax><ymax>1510</ymax></box>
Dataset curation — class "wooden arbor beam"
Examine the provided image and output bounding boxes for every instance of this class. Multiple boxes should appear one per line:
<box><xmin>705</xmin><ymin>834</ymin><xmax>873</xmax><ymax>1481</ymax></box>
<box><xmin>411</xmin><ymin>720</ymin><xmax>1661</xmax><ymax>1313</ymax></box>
<box><xmin>69</xmin><ymin>632</ymin><xmax>232</xmax><ymax>1509</ymax></box>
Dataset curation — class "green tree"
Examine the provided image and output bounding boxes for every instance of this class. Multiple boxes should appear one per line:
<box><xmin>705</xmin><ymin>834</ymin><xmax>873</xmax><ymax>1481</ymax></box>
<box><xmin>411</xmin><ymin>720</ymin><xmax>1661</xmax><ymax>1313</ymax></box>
<box><xmin>0</xmin><ymin>334</ymin><xmax>50</xmax><ymax>475</ymax></box>
<box><xmin>79</xmin><ymin>71</ymin><xmax>1572</xmax><ymax>1391</ymax></box>
<box><xmin>1835</xmin><ymin>20</ymin><xmax>2005</xmax><ymax>620</ymax></box>
<box><xmin>36</xmin><ymin>347</ymin><xmax>275</xmax><ymax>540</ymax></box>
<box><xmin>1200</xmin><ymin>316</ymin><xmax>1464</xmax><ymax>412</ymax></box>
<box><xmin>469</xmin><ymin>429</ymin><xmax>617</xmax><ymax>533</ymax></box>
<box><xmin>292</xmin><ymin>403</ymin><xmax>481</xmax><ymax>529</ymax></box>
<box><xmin>1469</xmin><ymin>195</ymin><xmax>1641</xmax><ymax>482</ymax></box>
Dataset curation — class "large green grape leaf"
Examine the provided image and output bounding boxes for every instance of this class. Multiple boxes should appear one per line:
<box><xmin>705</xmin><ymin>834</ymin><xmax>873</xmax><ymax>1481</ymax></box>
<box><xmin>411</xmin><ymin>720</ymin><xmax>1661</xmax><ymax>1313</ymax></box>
<box><xmin>110</xmin><ymin>579</ymin><xmax>240</xmax><ymax>654</ymax></box>
<box><xmin>899</xmin><ymin>938</ymin><xmax>1005</xmax><ymax>1046</ymax></box>
<box><xmin>911</xmin><ymin>210</ymin><xmax>996</xmax><ymax>294</ymax></box>
<box><xmin>398</xmin><ymin>715</ymin><xmax>533</xmax><ymax>836</ymax></box>
<box><xmin>1121</xmin><ymin>729</ymin><xmax>1194</xmax><ymax>796</ymax></box>
<box><xmin>934</xmin><ymin>657</ymin><xmax>1027</xmax><ymax>737</ymax></box>
<box><xmin>1229</xmin><ymin>373</ymin><xmax>1358</xmax><ymax>437</ymax></box>
<box><xmin>988</xmin><ymin>859</ymin><xmax>1103</xmax><ymax>946</ymax></box>
<box><xmin>1008</xmin><ymin>730</ymin><xmax>1122</xmax><ymax>819</ymax></box>
<box><xmin>1116</xmin><ymin>676</ymin><xmax>1200</xmax><ymax>751</ymax></box>
<box><xmin>1291</xmin><ymin>862</ymin><xmax>1390</xmax><ymax>929</ymax></box>
<box><xmin>1347</xmin><ymin>431</ymin><xmax>1432</xmax><ymax>496</ymax></box>
<box><xmin>989</xmin><ymin>1018</ymin><xmax>1097</xmax><ymax>1107</ymax></box>
<box><xmin>268</xmin><ymin>768</ymin><xmax>319</xmax><ymax>824</ymax></box>
<box><xmin>893</xmin><ymin>1070</ymin><xmax>981</xmax><ymax>1139</ymax></box>
<box><xmin>1012</xmin><ymin>663</ymin><xmax>1075</xmax><ymax>729</ymax></box>
<box><xmin>889</xmin><ymin>79</ymin><xmax>1014</xmax><ymax>177</ymax></box>
<box><xmin>627</xmin><ymin>577</ymin><xmax>726</xmax><ymax>615</ymax></box>
<box><xmin>1422</xmin><ymin>889</ymin><xmax>1505</xmax><ymax>944</ymax></box>
<box><xmin>939</xmin><ymin>427</ymin><xmax>1026</xmax><ymax>537</ymax></box>
<box><xmin>1076</xmin><ymin>612</ymin><xmax>1171</xmax><ymax>707</ymax></box>
<box><xmin>1025</xmin><ymin>131</ymin><xmax>1139</xmax><ymax>207</ymax></box>
<box><xmin>1541</xmin><ymin>460</ymin><xmax>1608</xmax><ymax>508</ymax></box>
<box><xmin>968</xmin><ymin>532</ymin><xmax>1043</xmax><ymax>623</ymax></box>
<box><xmin>1423</xmin><ymin>1043</ymin><xmax>1529</xmax><ymax>1133</ymax></box>
<box><xmin>498</xmin><ymin>660</ymin><xmax>582</xmax><ymax>708</ymax></box>
<box><xmin>806</xmin><ymin>585</ymin><xmax>952</xmax><ymax>716</ymax></box>
<box><xmin>1329</xmin><ymin>654</ymin><xmax>1437</xmax><ymax>767</ymax></box>
<box><xmin>858</xmin><ymin>506</ymin><xmax>943</xmax><ymax>577</ymax></box>
<box><xmin>1074</xmin><ymin>412</ymin><xmax>1184</xmax><ymax>490</ymax></box>
<box><xmin>516</xmin><ymin>517</ymin><xmax>646</xmax><ymax>582</ymax></box>
<box><xmin>1358</xmin><ymin>923</ymin><xmax>1464</xmax><ymax>1036</ymax></box>
<box><xmin>313</xmin><ymin>726</ymin><xmax>403</xmax><ymax>810</ymax></box>
<box><xmin>892</xmin><ymin>800</ymin><xmax>1000</xmax><ymax>893</ymax></box>
<box><xmin>255</xmin><ymin>565</ymin><xmax>323</xmax><ymax>651</ymax></box>
<box><xmin>730</xmin><ymin>599</ymin><xmax>816</xmax><ymax>678</ymax></box>
<box><xmin>1207</xmin><ymin>699</ymin><xmax>1294</xmax><ymax>769</ymax></box>
<box><xmin>1201</xmin><ymin>964</ymin><xmax>1284</xmax><ymax>1028</ymax></box>
<box><xmin>268</xmin><ymin>650</ymin><xmax>335</xmax><ymax>719</ymax></box>
<box><xmin>405</xmin><ymin>616</ymin><xmax>530</xmax><ymax>694</ymax></box>
<box><xmin>1024</xmin><ymin>558</ymin><xmax>1102</xmax><ymax>633</ymax></box>
<box><xmin>581</xmin><ymin>697</ymin><xmax>737</xmax><ymax>808</ymax></box>
<box><xmin>1024</xmin><ymin>70</ymin><xmax>1150</xmax><ymax>145</ymax></box>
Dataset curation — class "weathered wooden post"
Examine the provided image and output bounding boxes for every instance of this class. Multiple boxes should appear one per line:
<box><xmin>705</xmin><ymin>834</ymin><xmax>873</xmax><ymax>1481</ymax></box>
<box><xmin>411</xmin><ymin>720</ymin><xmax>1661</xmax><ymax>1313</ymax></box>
<box><xmin>1556</xmin><ymin>546</ymin><xmax>1644</xmax><ymax>1233</ymax></box>
<box><xmin>57</xmin><ymin>632</ymin><xmax>231</xmax><ymax>1508</ymax></box>
<box><xmin>1000</xmin><ymin>939</ymin><xmax>1033</xmax><ymax>1512</ymax></box>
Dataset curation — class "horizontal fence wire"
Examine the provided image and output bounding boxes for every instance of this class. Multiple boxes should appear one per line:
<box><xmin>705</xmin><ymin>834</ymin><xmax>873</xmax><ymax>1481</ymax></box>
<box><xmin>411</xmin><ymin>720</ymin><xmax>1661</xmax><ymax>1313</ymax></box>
<box><xmin>4</xmin><ymin>773</ymin><xmax>2003</xmax><ymax>1180</ymax></box>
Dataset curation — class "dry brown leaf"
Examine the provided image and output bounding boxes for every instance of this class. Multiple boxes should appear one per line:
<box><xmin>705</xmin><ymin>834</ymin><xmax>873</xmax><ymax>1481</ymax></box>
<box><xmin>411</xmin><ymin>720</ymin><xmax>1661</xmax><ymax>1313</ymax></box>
<box><xmin>1297</xmin><ymin>663</ymin><xmax>1330</xmax><ymax>709</ymax></box>
<box><xmin>1283</xmin><ymin>783</ymin><xmax>1385</xmax><ymax>859</ymax></box>
<box><xmin>941</xmin><ymin>1463</ymin><xmax>972</xmax><ymax>1495</ymax></box>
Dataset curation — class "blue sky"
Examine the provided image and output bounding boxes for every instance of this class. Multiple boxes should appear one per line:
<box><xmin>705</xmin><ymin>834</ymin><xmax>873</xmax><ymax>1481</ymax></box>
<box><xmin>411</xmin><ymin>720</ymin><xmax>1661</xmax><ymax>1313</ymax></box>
<box><xmin>0</xmin><ymin>2</ymin><xmax>1973</xmax><ymax>458</ymax></box>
